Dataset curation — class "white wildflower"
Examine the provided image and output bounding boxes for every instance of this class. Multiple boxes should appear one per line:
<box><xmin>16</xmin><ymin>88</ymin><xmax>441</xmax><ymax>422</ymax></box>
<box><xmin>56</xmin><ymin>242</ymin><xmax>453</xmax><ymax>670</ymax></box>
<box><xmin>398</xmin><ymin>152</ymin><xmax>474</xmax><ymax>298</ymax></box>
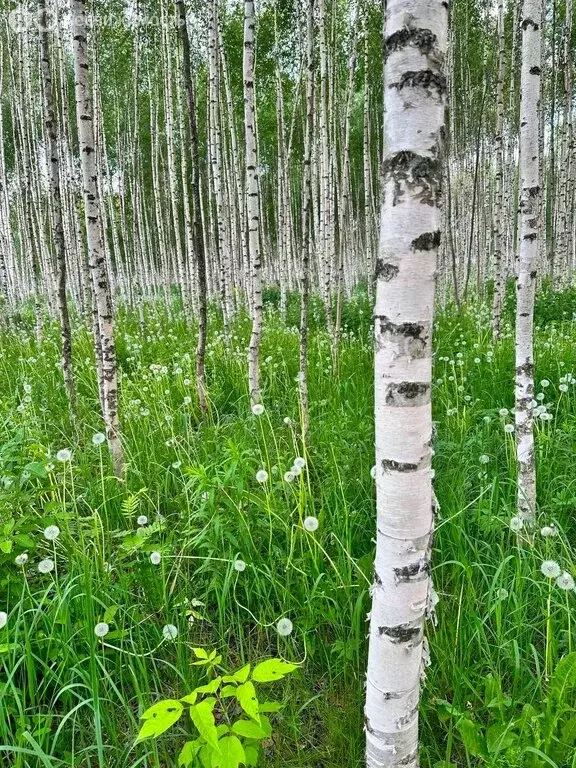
<box><xmin>162</xmin><ymin>624</ymin><xmax>178</xmax><ymax>641</ymax></box>
<box><xmin>541</xmin><ymin>560</ymin><xmax>562</xmax><ymax>578</ymax></box>
<box><xmin>303</xmin><ymin>516</ymin><xmax>319</xmax><ymax>532</ymax></box>
<box><xmin>293</xmin><ymin>457</ymin><xmax>306</xmax><ymax>470</ymax></box>
<box><xmin>256</xmin><ymin>469</ymin><xmax>269</xmax><ymax>483</ymax></box>
<box><xmin>284</xmin><ymin>471</ymin><xmax>295</xmax><ymax>483</ymax></box>
<box><xmin>56</xmin><ymin>449</ymin><xmax>71</xmax><ymax>463</ymax></box>
<box><xmin>276</xmin><ymin>618</ymin><xmax>293</xmax><ymax>637</ymax></box>
<box><xmin>92</xmin><ymin>432</ymin><xmax>106</xmax><ymax>446</ymax></box>
<box><xmin>509</xmin><ymin>516</ymin><xmax>523</xmax><ymax>532</ymax></box>
<box><xmin>251</xmin><ymin>403</ymin><xmax>265</xmax><ymax>416</ymax></box>
<box><xmin>137</xmin><ymin>515</ymin><xmax>148</xmax><ymax>527</ymax></box>
<box><xmin>38</xmin><ymin>558</ymin><xmax>55</xmax><ymax>574</ymax></box>
<box><xmin>44</xmin><ymin>525</ymin><xmax>60</xmax><ymax>541</ymax></box>
<box><xmin>504</xmin><ymin>424</ymin><xmax>515</xmax><ymax>433</ymax></box>
<box><xmin>150</xmin><ymin>552</ymin><xmax>162</xmax><ymax>565</ymax></box>
<box><xmin>234</xmin><ymin>559</ymin><xmax>247</xmax><ymax>572</ymax></box>
<box><xmin>94</xmin><ymin>622</ymin><xmax>110</xmax><ymax>638</ymax></box>
<box><xmin>556</xmin><ymin>572</ymin><xmax>575</xmax><ymax>591</ymax></box>
<box><xmin>15</xmin><ymin>553</ymin><xmax>28</xmax><ymax>566</ymax></box>
<box><xmin>0</xmin><ymin>611</ymin><xmax>7</xmax><ymax>629</ymax></box>
<box><xmin>541</xmin><ymin>379</ymin><xmax>550</xmax><ymax>388</ymax></box>
<box><xmin>540</xmin><ymin>525</ymin><xmax>557</xmax><ymax>537</ymax></box>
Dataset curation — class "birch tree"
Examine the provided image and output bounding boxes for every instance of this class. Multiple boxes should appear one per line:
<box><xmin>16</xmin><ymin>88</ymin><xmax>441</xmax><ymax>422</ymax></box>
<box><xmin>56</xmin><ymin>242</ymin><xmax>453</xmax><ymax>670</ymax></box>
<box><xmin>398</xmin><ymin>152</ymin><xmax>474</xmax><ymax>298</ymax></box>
<box><xmin>244</xmin><ymin>0</ymin><xmax>262</xmax><ymax>405</ymax></box>
<box><xmin>366</xmin><ymin>0</ymin><xmax>447</xmax><ymax>765</ymax></box>
<box><xmin>71</xmin><ymin>0</ymin><xmax>124</xmax><ymax>476</ymax></box>
<box><xmin>515</xmin><ymin>0</ymin><xmax>542</xmax><ymax>522</ymax></box>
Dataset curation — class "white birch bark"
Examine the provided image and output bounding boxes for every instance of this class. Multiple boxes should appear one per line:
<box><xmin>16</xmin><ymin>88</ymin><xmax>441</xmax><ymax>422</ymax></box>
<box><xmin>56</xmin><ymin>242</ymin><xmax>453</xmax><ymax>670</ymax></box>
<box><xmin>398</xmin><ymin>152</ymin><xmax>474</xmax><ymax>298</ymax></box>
<box><xmin>366</xmin><ymin>1</ymin><xmax>447</xmax><ymax>765</ymax></box>
<box><xmin>515</xmin><ymin>0</ymin><xmax>542</xmax><ymax>522</ymax></box>
<box><xmin>492</xmin><ymin>0</ymin><xmax>506</xmax><ymax>339</ymax></box>
<box><xmin>71</xmin><ymin>0</ymin><xmax>124</xmax><ymax>477</ymax></box>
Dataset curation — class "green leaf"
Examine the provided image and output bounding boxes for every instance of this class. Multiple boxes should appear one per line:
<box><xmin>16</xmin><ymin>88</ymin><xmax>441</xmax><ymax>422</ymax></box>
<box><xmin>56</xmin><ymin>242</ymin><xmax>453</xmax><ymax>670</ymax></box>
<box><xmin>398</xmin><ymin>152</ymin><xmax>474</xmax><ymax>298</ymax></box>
<box><xmin>221</xmin><ymin>685</ymin><xmax>237</xmax><ymax>698</ymax></box>
<box><xmin>236</xmin><ymin>681</ymin><xmax>260</xmax><ymax>723</ymax></box>
<box><xmin>258</xmin><ymin>701</ymin><xmax>283</xmax><ymax>713</ymax></box>
<box><xmin>136</xmin><ymin>699</ymin><xmax>183</xmax><ymax>742</ymax></box>
<box><xmin>561</xmin><ymin>714</ymin><xmax>576</xmax><ymax>747</ymax></box>
<box><xmin>190</xmin><ymin>697</ymin><xmax>219</xmax><ymax>750</ymax></box>
<box><xmin>179</xmin><ymin>740</ymin><xmax>201</xmax><ymax>767</ymax></box>
<box><xmin>259</xmin><ymin>715</ymin><xmax>272</xmax><ymax>738</ymax></box>
<box><xmin>486</xmin><ymin>722</ymin><xmax>517</xmax><ymax>753</ymax></box>
<box><xmin>244</xmin><ymin>745</ymin><xmax>259</xmax><ymax>767</ymax></box>
<box><xmin>550</xmin><ymin>653</ymin><xmax>576</xmax><ymax>704</ymax></box>
<box><xmin>456</xmin><ymin>718</ymin><xmax>487</xmax><ymax>758</ymax></box>
<box><xmin>251</xmin><ymin>659</ymin><xmax>298</xmax><ymax>683</ymax></box>
<box><xmin>181</xmin><ymin>692</ymin><xmax>198</xmax><ymax>705</ymax></box>
<box><xmin>0</xmin><ymin>540</ymin><xmax>12</xmax><ymax>553</ymax></box>
<box><xmin>223</xmin><ymin>664</ymin><xmax>251</xmax><ymax>684</ymax></box>
<box><xmin>217</xmin><ymin>735</ymin><xmax>245</xmax><ymax>768</ymax></box>
<box><xmin>193</xmin><ymin>648</ymin><xmax>209</xmax><ymax>659</ymax></box>
<box><xmin>103</xmin><ymin>605</ymin><xmax>119</xmax><ymax>625</ymax></box>
<box><xmin>195</xmin><ymin>677</ymin><xmax>222</xmax><ymax>694</ymax></box>
<box><xmin>231</xmin><ymin>719</ymin><xmax>266</xmax><ymax>739</ymax></box>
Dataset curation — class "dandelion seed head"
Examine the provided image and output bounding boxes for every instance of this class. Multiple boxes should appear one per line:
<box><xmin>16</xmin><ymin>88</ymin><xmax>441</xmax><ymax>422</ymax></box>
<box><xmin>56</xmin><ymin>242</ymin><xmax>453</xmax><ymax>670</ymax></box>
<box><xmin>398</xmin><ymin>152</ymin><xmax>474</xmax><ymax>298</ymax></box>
<box><xmin>43</xmin><ymin>525</ymin><xmax>60</xmax><ymax>541</ymax></box>
<box><xmin>283</xmin><ymin>416</ymin><xmax>292</xmax><ymax>425</ymax></box>
<box><xmin>293</xmin><ymin>457</ymin><xmax>306</xmax><ymax>470</ymax></box>
<box><xmin>497</xmin><ymin>588</ymin><xmax>509</xmax><ymax>600</ymax></box>
<box><xmin>536</xmin><ymin>392</ymin><xmax>545</xmax><ymax>401</ymax></box>
<box><xmin>509</xmin><ymin>516</ymin><xmax>523</xmax><ymax>532</ymax></box>
<box><xmin>162</xmin><ymin>624</ymin><xmax>178</xmax><ymax>641</ymax></box>
<box><xmin>559</xmin><ymin>384</ymin><xmax>568</xmax><ymax>392</ymax></box>
<box><xmin>15</xmin><ymin>553</ymin><xmax>28</xmax><ymax>566</ymax></box>
<box><xmin>92</xmin><ymin>432</ymin><xmax>106</xmax><ymax>446</ymax></box>
<box><xmin>94</xmin><ymin>622</ymin><xmax>109</xmax><ymax>638</ymax></box>
<box><xmin>251</xmin><ymin>403</ymin><xmax>265</xmax><ymax>416</ymax></box>
<box><xmin>256</xmin><ymin>469</ymin><xmax>269</xmax><ymax>483</ymax></box>
<box><xmin>150</xmin><ymin>551</ymin><xmax>162</xmax><ymax>565</ymax></box>
<box><xmin>504</xmin><ymin>423</ymin><xmax>515</xmax><ymax>433</ymax></box>
<box><xmin>557</xmin><ymin>572</ymin><xmax>575</xmax><ymax>590</ymax></box>
<box><xmin>370</xmin><ymin>465</ymin><xmax>377</xmax><ymax>479</ymax></box>
<box><xmin>276</xmin><ymin>617</ymin><xmax>293</xmax><ymax>637</ymax></box>
<box><xmin>499</xmin><ymin>408</ymin><xmax>509</xmax><ymax>417</ymax></box>
<box><xmin>38</xmin><ymin>558</ymin><xmax>55</xmax><ymax>574</ymax></box>
<box><xmin>234</xmin><ymin>559</ymin><xmax>246</xmax><ymax>572</ymax></box>
<box><xmin>0</xmin><ymin>611</ymin><xmax>7</xmax><ymax>629</ymax></box>
<box><xmin>479</xmin><ymin>454</ymin><xmax>490</xmax><ymax>464</ymax></box>
<box><xmin>137</xmin><ymin>515</ymin><xmax>148</xmax><ymax>527</ymax></box>
<box><xmin>56</xmin><ymin>449</ymin><xmax>71</xmax><ymax>463</ymax></box>
<box><xmin>540</xmin><ymin>525</ymin><xmax>557</xmax><ymax>537</ymax></box>
<box><xmin>284</xmin><ymin>471</ymin><xmax>295</xmax><ymax>483</ymax></box>
<box><xmin>172</xmin><ymin>461</ymin><xmax>182</xmax><ymax>469</ymax></box>
<box><xmin>541</xmin><ymin>379</ymin><xmax>550</xmax><ymax>388</ymax></box>
<box><xmin>303</xmin><ymin>516</ymin><xmax>319</xmax><ymax>532</ymax></box>
<box><xmin>541</xmin><ymin>560</ymin><xmax>562</xmax><ymax>578</ymax></box>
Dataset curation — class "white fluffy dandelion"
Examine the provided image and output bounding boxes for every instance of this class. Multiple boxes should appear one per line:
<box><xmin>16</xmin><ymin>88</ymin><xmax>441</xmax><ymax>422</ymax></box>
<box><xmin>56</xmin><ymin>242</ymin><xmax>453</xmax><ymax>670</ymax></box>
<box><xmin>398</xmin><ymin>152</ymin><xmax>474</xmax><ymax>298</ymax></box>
<box><xmin>137</xmin><ymin>515</ymin><xmax>148</xmax><ymax>527</ymax></box>
<box><xmin>479</xmin><ymin>455</ymin><xmax>490</xmax><ymax>464</ymax></box>
<box><xmin>94</xmin><ymin>622</ymin><xmax>110</xmax><ymax>638</ymax></box>
<box><xmin>234</xmin><ymin>559</ymin><xmax>247</xmax><ymax>572</ymax></box>
<box><xmin>15</xmin><ymin>553</ymin><xmax>28</xmax><ymax>566</ymax></box>
<box><xmin>504</xmin><ymin>423</ymin><xmax>515</xmax><ymax>433</ymax></box>
<box><xmin>284</xmin><ymin>471</ymin><xmax>295</xmax><ymax>483</ymax></box>
<box><xmin>509</xmin><ymin>516</ymin><xmax>523</xmax><ymax>532</ymax></box>
<box><xmin>92</xmin><ymin>432</ymin><xmax>106</xmax><ymax>446</ymax></box>
<box><xmin>370</xmin><ymin>465</ymin><xmax>377</xmax><ymax>479</ymax></box>
<box><xmin>283</xmin><ymin>416</ymin><xmax>292</xmax><ymax>425</ymax></box>
<box><xmin>150</xmin><ymin>552</ymin><xmax>162</xmax><ymax>565</ymax></box>
<box><xmin>556</xmin><ymin>572</ymin><xmax>575</xmax><ymax>591</ymax></box>
<box><xmin>499</xmin><ymin>408</ymin><xmax>509</xmax><ymax>417</ymax></box>
<box><xmin>541</xmin><ymin>379</ymin><xmax>550</xmax><ymax>388</ymax></box>
<box><xmin>276</xmin><ymin>618</ymin><xmax>293</xmax><ymax>637</ymax></box>
<box><xmin>256</xmin><ymin>469</ymin><xmax>269</xmax><ymax>483</ymax></box>
<box><xmin>56</xmin><ymin>449</ymin><xmax>72</xmax><ymax>463</ymax></box>
<box><xmin>162</xmin><ymin>624</ymin><xmax>178</xmax><ymax>641</ymax></box>
<box><xmin>38</xmin><ymin>558</ymin><xmax>55</xmax><ymax>574</ymax></box>
<box><xmin>541</xmin><ymin>560</ymin><xmax>562</xmax><ymax>578</ymax></box>
<box><xmin>559</xmin><ymin>384</ymin><xmax>569</xmax><ymax>393</ymax></box>
<box><xmin>251</xmin><ymin>403</ymin><xmax>265</xmax><ymax>416</ymax></box>
<box><xmin>43</xmin><ymin>525</ymin><xmax>60</xmax><ymax>541</ymax></box>
<box><xmin>303</xmin><ymin>516</ymin><xmax>319</xmax><ymax>533</ymax></box>
<box><xmin>293</xmin><ymin>457</ymin><xmax>306</xmax><ymax>470</ymax></box>
<box><xmin>540</xmin><ymin>525</ymin><xmax>557</xmax><ymax>538</ymax></box>
<box><xmin>0</xmin><ymin>611</ymin><xmax>7</xmax><ymax>629</ymax></box>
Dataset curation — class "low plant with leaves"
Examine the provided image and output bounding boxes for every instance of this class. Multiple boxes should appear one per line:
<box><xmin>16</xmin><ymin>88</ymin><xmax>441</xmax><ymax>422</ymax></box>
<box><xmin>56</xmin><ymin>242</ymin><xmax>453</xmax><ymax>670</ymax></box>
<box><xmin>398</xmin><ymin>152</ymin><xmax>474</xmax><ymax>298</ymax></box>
<box><xmin>136</xmin><ymin>649</ymin><xmax>298</xmax><ymax>767</ymax></box>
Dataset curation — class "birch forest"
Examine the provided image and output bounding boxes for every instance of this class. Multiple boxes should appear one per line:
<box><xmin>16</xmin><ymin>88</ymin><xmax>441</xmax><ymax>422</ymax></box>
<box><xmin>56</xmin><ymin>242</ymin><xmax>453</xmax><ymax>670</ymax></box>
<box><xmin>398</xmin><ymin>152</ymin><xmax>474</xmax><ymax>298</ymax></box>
<box><xmin>3</xmin><ymin>0</ymin><xmax>576</xmax><ymax>766</ymax></box>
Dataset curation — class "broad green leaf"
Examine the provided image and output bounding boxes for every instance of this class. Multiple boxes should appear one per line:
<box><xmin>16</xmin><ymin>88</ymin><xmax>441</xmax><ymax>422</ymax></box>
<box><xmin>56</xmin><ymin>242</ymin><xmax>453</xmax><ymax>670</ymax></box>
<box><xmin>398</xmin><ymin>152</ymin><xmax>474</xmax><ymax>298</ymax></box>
<box><xmin>456</xmin><ymin>718</ymin><xmax>487</xmax><ymax>758</ymax></box>
<box><xmin>179</xmin><ymin>740</ymin><xmax>201</xmax><ymax>767</ymax></box>
<box><xmin>193</xmin><ymin>648</ymin><xmax>209</xmax><ymax>659</ymax></box>
<box><xmin>231</xmin><ymin>719</ymin><xmax>266</xmax><ymax>739</ymax></box>
<box><xmin>0</xmin><ymin>540</ymin><xmax>12</xmax><ymax>553</ymax></box>
<box><xmin>258</xmin><ymin>701</ymin><xmax>283</xmax><ymax>713</ymax></box>
<box><xmin>236</xmin><ymin>681</ymin><xmax>260</xmax><ymax>722</ymax></box>
<box><xmin>103</xmin><ymin>605</ymin><xmax>119</xmax><ymax>624</ymax></box>
<box><xmin>486</xmin><ymin>722</ymin><xmax>517</xmax><ymax>753</ymax></box>
<box><xmin>244</xmin><ymin>745</ymin><xmax>259</xmax><ymax>766</ymax></box>
<box><xmin>251</xmin><ymin>659</ymin><xmax>298</xmax><ymax>683</ymax></box>
<box><xmin>221</xmin><ymin>685</ymin><xmax>237</xmax><ymax>698</ymax></box>
<box><xmin>136</xmin><ymin>699</ymin><xmax>183</xmax><ymax>742</ymax></box>
<box><xmin>216</xmin><ymin>724</ymin><xmax>230</xmax><ymax>736</ymax></box>
<box><xmin>181</xmin><ymin>692</ymin><xmax>198</xmax><ymax>705</ymax></box>
<box><xmin>196</xmin><ymin>677</ymin><xmax>222</xmax><ymax>694</ymax></box>
<box><xmin>217</xmin><ymin>735</ymin><xmax>245</xmax><ymax>768</ymax></box>
<box><xmin>223</xmin><ymin>664</ymin><xmax>251</xmax><ymax>684</ymax></box>
<box><xmin>190</xmin><ymin>697</ymin><xmax>219</xmax><ymax>750</ymax></box>
<box><xmin>199</xmin><ymin>743</ymin><xmax>213</xmax><ymax>768</ymax></box>
<box><xmin>550</xmin><ymin>653</ymin><xmax>576</xmax><ymax>704</ymax></box>
<box><xmin>259</xmin><ymin>715</ymin><xmax>272</xmax><ymax>738</ymax></box>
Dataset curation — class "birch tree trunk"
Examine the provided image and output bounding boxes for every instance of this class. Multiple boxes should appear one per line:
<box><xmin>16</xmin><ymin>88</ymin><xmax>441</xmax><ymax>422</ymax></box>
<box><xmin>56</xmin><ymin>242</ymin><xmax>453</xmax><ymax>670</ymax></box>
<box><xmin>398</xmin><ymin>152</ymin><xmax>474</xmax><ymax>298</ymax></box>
<box><xmin>244</xmin><ymin>0</ymin><xmax>262</xmax><ymax>405</ymax></box>
<box><xmin>515</xmin><ymin>0</ymin><xmax>542</xmax><ymax>522</ymax></box>
<box><xmin>366</xmin><ymin>0</ymin><xmax>447</xmax><ymax>764</ymax></box>
<box><xmin>492</xmin><ymin>0</ymin><xmax>506</xmax><ymax>340</ymax></box>
<box><xmin>39</xmin><ymin>0</ymin><xmax>76</xmax><ymax>411</ymax></box>
<box><xmin>71</xmin><ymin>0</ymin><xmax>124</xmax><ymax>477</ymax></box>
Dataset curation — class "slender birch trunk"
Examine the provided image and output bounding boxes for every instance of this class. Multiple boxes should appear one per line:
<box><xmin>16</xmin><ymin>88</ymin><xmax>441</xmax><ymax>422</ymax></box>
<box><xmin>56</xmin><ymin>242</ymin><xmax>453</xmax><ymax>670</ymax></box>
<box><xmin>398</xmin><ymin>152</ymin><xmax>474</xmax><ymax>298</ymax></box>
<box><xmin>515</xmin><ymin>0</ymin><xmax>542</xmax><ymax>523</ymax></box>
<box><xmin>366</xmin><ymin>0</ymin><xmax>447</xmax><ymax>764</ymax></box>
<box><xmin>492</xmin><ymin>0</ymin><xmax>506</xmax><ymax>339</ymax></box>
<box><xmin>71</xmin><ymin>0</ymin><xmax>124</xmax><ymax>477</ymax></box>
<box><xmin>244</xmin><ymin>0</ymin><xmax>262</xmax><ymax>405</ymax></box>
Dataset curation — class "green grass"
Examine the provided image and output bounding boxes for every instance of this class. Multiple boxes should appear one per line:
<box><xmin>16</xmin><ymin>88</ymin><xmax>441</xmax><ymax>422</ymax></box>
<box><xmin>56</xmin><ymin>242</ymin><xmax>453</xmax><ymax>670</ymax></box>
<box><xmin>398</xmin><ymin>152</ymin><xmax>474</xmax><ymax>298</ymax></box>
<box><xmin>1</xmin><ymin>286</ymin><xmax>576</xmax><ymax>767</ymax></box>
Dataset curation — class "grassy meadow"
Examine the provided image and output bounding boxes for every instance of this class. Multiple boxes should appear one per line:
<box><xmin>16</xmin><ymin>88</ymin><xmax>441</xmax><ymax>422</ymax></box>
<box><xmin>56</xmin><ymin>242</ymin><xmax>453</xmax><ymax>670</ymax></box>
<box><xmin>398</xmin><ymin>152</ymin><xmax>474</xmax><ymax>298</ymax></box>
<box><xmin>2</xmin><ymin>286</ymin><xmax>576</xmax><ymax>767</ymax></box>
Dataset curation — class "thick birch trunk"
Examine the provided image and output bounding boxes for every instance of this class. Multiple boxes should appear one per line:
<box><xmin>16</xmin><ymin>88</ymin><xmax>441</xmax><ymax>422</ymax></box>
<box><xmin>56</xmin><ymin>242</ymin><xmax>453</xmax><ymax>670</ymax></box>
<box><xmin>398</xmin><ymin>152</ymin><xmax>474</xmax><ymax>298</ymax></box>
<box><xmin>366</xmin><ymin>1</ymin><xmax>447</xmax><ymax>765</ymax></box>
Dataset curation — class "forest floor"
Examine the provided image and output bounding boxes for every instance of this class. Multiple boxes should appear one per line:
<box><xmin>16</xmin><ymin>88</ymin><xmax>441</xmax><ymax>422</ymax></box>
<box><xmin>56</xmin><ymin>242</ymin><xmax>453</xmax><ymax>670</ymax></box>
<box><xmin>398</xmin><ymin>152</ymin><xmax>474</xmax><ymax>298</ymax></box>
<box><xmin>2</xmin><ymin>286</ymin><xmax>576</xmax><ymax>767</ymax></box>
